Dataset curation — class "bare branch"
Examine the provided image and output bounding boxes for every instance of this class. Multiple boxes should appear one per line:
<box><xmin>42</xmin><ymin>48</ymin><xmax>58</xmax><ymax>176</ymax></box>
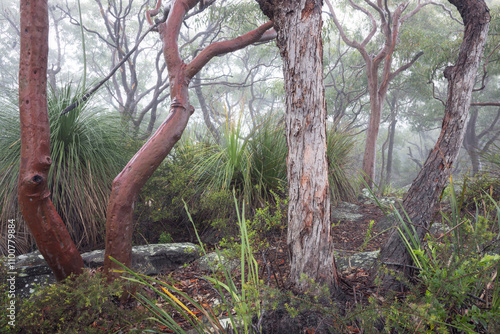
<box><xmin>185</xmin><ymin>21</ymin><xmax>274</xmax><ymax>79</ymax></box>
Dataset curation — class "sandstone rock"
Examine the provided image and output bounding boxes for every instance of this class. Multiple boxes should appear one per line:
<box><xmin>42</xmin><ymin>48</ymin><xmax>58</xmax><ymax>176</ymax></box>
<box><xmin>196</xmin><ymin>252</ymin><xmax>239</xmax><ymax>272</ymax></box>
<box><xmin>12</xmin><ymin>243</ymin><xmax>201</xmax><ymax>298</ymax></box>
<box><xmin>331</xmin><ymin>201</ymin><xmax>363</xmax><ymax>221</ymax></box>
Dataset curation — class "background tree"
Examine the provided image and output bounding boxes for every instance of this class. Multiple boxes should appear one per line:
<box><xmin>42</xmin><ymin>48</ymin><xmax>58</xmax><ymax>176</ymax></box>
<box><xmin>325</xmin><ymin>0</ymin><xmax>429</xmax><ymax>187</ymax></box>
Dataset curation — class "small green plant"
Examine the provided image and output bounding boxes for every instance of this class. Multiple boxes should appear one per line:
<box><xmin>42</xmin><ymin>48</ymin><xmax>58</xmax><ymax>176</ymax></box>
<box><xmin>114</xmin><ymin>191</ymin><xmax>264</xmax><ymax>334</ymax></box>
<box><xmin>379</xmin><ymin>182</ymin><xmax>500</xmax><ymax>332</ymax></box>
<box><xmin>158</xmin><ymin>232</ymin><xmax>174</xmax><ymax>243</ymax></box>
<box><xmin>360</xmin><ymin>220</ymin><xmax>375</xmax><ymax>251</ymax></box>
<box><xmin>13</xmin><ymin>271</ymin><xmax>148</xmax><ymax>333</ymax></box>
<box><xmin>219</xmin><ymin>189</ymin><xmax>287</xmax><ymax>258</ymax></box>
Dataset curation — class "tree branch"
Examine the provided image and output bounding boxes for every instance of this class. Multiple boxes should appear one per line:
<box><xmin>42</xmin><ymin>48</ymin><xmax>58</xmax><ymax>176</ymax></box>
<box><xmin>185</xmin><ymin>21</ymin><xmax>274</xmax><ymax>79</ymax></box>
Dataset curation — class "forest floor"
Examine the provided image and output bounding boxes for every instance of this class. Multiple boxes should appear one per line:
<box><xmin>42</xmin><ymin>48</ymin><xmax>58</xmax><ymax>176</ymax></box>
<box><xmin>140</xmin><ymin>202</ymin><xmax>390</xmax><ymax>333</ymax></box>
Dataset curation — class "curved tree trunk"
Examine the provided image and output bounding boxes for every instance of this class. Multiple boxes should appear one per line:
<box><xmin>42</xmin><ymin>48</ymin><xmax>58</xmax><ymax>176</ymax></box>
<box><xmin>18</xmin><ymin>0</ymin><xmax>83</xmax><ymax>281</ymax></box>
<box><xmin>257</xmin><ymin>0</ymin><xmax>339</xmax><ymax>292</ymax></box>
<box><xmin>103</xmin><ymin>0</ymin><xmax>274</xmax><ymax>280</ymax></box>
<box><xmin>377</xmin><ymin>0</ymin><xmax>490</xmax><ymax>291</ymax></box>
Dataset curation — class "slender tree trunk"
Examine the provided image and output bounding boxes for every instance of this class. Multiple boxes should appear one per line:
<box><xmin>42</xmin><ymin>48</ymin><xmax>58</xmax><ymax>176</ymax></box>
<box><xmin>363</xmin><ymin>71</ymin><xmax>384</xmax><ymax>186</ymax></box>
<box><xmin>194</xmin><ymin>73</ymin><xmax>220</xmax><ymax>143</ymax></box>
<box><xmin>386</xmin><ymin>115</ymin><xmax>397</xmax><ymax>185</ymax></box>
<box><xmin>463</xmin><ymin>108</ymin><xmax>481</xmax><ymax>175</ymax></box>
<box><xmin>377</xmin><ymin>0</ymin><xmax>490</xmax><ymax>291</ymax></box>
<box><xmin>18</xmin><ymin>0</ymin><xmax>83</xmax><ymax>281</ymax></box>
<box><xmin>257</xmin><ymin>0</ymin><xmax>339</xmax><ymax>292</ymax></box>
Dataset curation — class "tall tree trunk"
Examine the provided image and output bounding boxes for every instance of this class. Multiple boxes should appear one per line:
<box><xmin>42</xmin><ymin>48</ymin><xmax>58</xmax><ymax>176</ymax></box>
<box><xmin>18</xmin><ymin>0</ymin><xmax>83</xmax><ymax>281</ymax></box>
<box><xmin>257</xmin><ymin>0</ymin><xmax>339</xmax><ymax>292</ymax></box>
<box><xmin>362</xmin><ymin>73</ymin><xmax>384</xmax><ymax>186</ymax></box>
<box><xmin>377</xmin><ymin>0</ymin><xmax>490</xmax><ymax>291</ymax></box>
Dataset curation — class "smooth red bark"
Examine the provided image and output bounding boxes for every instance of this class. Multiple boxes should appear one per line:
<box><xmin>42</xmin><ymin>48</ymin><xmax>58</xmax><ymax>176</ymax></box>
<box><xmin>18</xmin><ymin>0</ymin><xmax>83</xmax><ymax>281</ymax></box>
<box><xmin>103</xmin><ymin>0</ymin><xmax>274</xmax><ymax>280</ymax></box>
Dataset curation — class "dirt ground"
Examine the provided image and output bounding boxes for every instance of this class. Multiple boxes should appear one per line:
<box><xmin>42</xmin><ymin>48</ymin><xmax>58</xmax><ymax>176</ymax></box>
<box><xmin>141</xmin><ymin>202</ymin><xmax>390</xmax><ymax>332</ymax></box>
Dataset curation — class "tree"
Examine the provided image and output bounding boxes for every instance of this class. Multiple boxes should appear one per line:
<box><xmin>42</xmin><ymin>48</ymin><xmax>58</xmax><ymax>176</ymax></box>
<box><xmin>256</xmin><ymin>0</ymin><xmax>339</xmax><ymax>292</ymax></box>
<box><xmin>18</xmin><ymin>0</ymin><xmax>84</xmax><ymax>281</ymax></box>
<box><xmin>325</xmin><ymin>0</ymin><xmax>429</xmax><ymax>187</ymax></box>
<box><xmin>16</xmin><ymin>0</ymin><xmax>275</xmax><ymax>282</ymax></box>
<box><xmin>377</xmin><ymin>0</ymin><xmax>490</xmax><ymax>291</ymax></box>
<box><xmin>103</xmin><ymin>0</ymin><xmax>275</xmax><ymax>280</ymax></box>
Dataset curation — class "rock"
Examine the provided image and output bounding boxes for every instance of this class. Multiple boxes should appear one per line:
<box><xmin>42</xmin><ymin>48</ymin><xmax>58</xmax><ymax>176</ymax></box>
<box><xmin>82</xmin><ymin>243</ymin><xmax>201</xmax><ymax>275</ymax></box>
<box><xmin>358</xmin><ymin>188</ymin><xmax>400</xmax><ymax>209</ymax></box>
<box><xmin>335</xmin><ymin>250</ymin><xmax>380</xmax><ymax>271</ymax></box>
<box><xmin>11</xmin><ymin>243</ymin><xmax>201</xmax><ymax>298</ymax></box>
<box><xmin>331</xmin><ymin>201</ymin><xmax>363</xmax><ymax>221</ymax></box>
<box><xmin>196</xmin><ymin>252</ymin><xmax>239</xmax><ymax>273</ymax></box>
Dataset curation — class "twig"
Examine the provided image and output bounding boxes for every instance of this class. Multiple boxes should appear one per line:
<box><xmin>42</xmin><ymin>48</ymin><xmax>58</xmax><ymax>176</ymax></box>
<box><xmin>381</xmin><ymin>262</ymin><xmax>422</xmax><ymax>271</ymax></box>
<box><xmin>59</xmin><ymin>22</ymin><xmax>161</xmax><ymax>116</ymax></box>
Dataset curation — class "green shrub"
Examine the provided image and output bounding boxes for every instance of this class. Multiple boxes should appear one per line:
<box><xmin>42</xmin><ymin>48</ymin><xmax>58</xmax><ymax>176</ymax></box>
<box><xmin>367</xmin><ymin>187</ymin><xmax>500</xmax><ymax>333</ymax></box>
<box><xmin>13</xmin><ymin>271</ymin><xmax>148</xmax><ymax>333</ymax></box>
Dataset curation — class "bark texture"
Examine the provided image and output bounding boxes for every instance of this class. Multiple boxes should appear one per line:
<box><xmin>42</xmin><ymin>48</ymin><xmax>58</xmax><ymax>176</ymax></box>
<box><xmin>18</xmin><ymin>0</ymin><xmax>83</xmax><ymax>281</ymax></box>
<box><xmin>103</xmin><ymin>0</ymin><xmax>274</xmax><ymax>280</ymax></box>
<box><xmin>377</xmin><ymin>0</ymin><xmax>490</xmax><ymax>290</ymax></box>
<box><xmin>257</xmin><ymin>0</ymin><xmax>339</xmax><ymax>292</ymax></box>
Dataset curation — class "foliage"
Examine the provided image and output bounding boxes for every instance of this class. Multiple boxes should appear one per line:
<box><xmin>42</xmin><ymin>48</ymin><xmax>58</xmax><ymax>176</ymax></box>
<box><xmin>219</xmin><ymin>189</ymin><xmax>287</xmax><ymax>258</ymax></box>
<box><xmin>327</xmin><ymin>124</ymin><xmax>358</xmax><ymax>203</ymax></box>
<box><xmin>0</xmin><ymin>85</ymin><xmax>129</xmax><ymax>254</ymax></box>
<box><xmin>187</xmin><ymin>110</ymin><xmax>287</xmax><ymax>207</ymax></box>
<box><xmin>135</xmin><ymin>149</ymin><xmax>236</xmax><ymax>244</ymax></box>
<box><xmin>114</xmin><ymin>193</ymin><xmax>263</xmax><ymax>333</ymax></box>
<box><xmin>12</xmin><ymin>271</ymin><xmax>148</xmax><ymax>334</ymax></box>
<box><xmin>368</xmin><ymin>183</ymin><xmax>500</xmax><ymax>333</ymax></box>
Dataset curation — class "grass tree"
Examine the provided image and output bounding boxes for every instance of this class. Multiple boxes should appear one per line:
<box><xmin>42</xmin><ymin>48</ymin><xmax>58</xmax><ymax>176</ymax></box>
<box><xmin>1</xmin><ymin>86</ymin><xmax>128</xmax><ymax>255</ymax></box>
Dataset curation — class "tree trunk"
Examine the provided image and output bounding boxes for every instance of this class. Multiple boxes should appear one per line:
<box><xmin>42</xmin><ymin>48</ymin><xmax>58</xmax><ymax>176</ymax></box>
<box><xmin>18</xmin><ymin>0</ymin><xmax>83</xmax><ymax>281</ymax></box>
<box><xmin>463</xmin><ymin>108</ymin><xmax>481</xmax><ymax>175</ymax></box>
<box><xmin>362</xmin><ymin>72</ymin><xmax>384</xmax><ymax>186</ymax></box>
<box><xmin>377</xmin><ymin>0</ymin><xmax>490</xmax><ymax>291</ymax></box>
<box><xmin>103</xmin><ymin>0</ymin><xmax>274</xmax><ymax>280</ymax></box>
<box><xmin>257</xmin><ymin>0</ymin><xmax>339</xmax><ymax>292</ymax></box>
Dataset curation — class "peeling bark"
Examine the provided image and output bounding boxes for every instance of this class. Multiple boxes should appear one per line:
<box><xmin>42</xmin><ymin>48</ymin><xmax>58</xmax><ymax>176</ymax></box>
<box><xmin>377</xmin><ymin>0</ymin><xmax>490</xmax><ymax>291</ymax></box>
<box><xmin>256</xmin><ymin>0</ymin><xmax>339</xmax><ymax>292</ymax></box>
<box><xmin>18</xmin><ymin>0</ymin><xmax>83</xmax><ymax>281</ymax></box>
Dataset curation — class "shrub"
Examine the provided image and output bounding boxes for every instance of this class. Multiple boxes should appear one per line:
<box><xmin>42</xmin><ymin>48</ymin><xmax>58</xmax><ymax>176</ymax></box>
<box><xmin>369</xmin><ymin>186</ymin><xmax>500</xmax><ymax>333</ymax></box>
<box><xmin>12</xmin><ymin>271</ymin><xmax>148</xmax><ymax>333</ymax></box>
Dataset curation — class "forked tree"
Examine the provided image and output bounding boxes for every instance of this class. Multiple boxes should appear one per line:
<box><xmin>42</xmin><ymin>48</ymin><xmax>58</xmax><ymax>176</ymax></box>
<box><xmin>17</xmin><ymin>0</ymin><xmax>275</xmax><ymax>281</ymax></box>
<box><xmin>325</xmin><ymin>0</ymin><xmax>430</xmax><ymax>187</ymax></box>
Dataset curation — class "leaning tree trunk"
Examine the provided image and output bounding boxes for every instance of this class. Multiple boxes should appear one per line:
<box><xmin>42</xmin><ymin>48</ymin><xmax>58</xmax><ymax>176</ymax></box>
<box><xmin>257</xmin><ymin>0</ymin><xmax>339</xmax><ymax>292</ymax></box>
<box><xmin>103</xmin><ymin>0</ymin><xmax>274</xmax><ymax>280</ymax></box>
<box><xmin>18</xmin><ymin>0</ymin><xmax>83</xmax><ymax>281</ymax></box>
<box><xmin>377</xmin><ymin>0</ymin><xmax>490</xmax><ymax>291</ymax></box>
